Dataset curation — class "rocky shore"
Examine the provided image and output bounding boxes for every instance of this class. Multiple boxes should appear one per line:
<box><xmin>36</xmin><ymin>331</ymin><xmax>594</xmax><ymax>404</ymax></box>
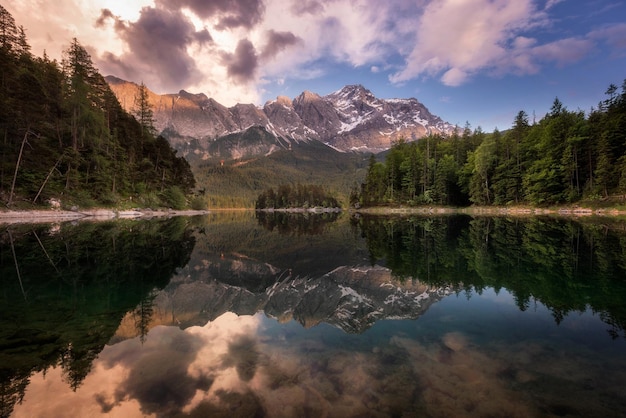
<box><xmin>354</xmin><ymin>205</ymin><xmax>626</xmax><ymax>217</ymax></box>
<box><xmin>0</xmin><ymin>208</ymin><xmax>209</xmax><ymax>224</ymax></box>
<box><xmin>3</xmin><ymin>204</ymin><xmax>626</xmax><ymax>224</ymax></box>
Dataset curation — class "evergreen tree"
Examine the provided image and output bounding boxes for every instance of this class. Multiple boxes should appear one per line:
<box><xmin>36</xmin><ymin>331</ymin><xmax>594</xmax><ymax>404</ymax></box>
<box><xmin>361</xmin><ymin>154</ymin><xmax>387</xmax><ymax>205</ymax></box>
<box><xmin>133</xmin><ymin>81</ymin><xmax>156</xmax><ymax>140</ymax></box>
<box><xmin>0</xmin><ymin>5</ymin><xmax>18</xmax><ymax>54</ymax></box>
<box><xmin>469</xmin><ymin>133</ymin><xmax>497</xmax><ymax>204</ymax></box>
<box><xmin>400</xmin><ymin>142</ymin><xmax>421</xmax><ymax>203</ymax></box>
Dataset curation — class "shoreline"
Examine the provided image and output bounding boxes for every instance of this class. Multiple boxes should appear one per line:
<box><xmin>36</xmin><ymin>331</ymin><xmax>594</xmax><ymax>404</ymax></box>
<box><xmin>0</xmin><ymin>208</ymin><xmax>210</xmax><ymax>224</ymax></box>
<box><xmin>353</xmin><ymin>205</ymin><xmax>626</xmax><ymax>217</ymax></box>
<box><xmin>2</xmin><ymin>204</ymin><xmax>626</xmax><ymax>224</ymax></box>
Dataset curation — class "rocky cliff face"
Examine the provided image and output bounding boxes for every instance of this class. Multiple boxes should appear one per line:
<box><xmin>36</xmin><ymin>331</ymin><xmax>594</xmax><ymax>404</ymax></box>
<box><xmin>321</xmin><ymin>85</ymin><xmax>452</xmax><ymax>151</ymax></box>
<box><xmin>106</xmin><ymin>76</ymin><xmax>455</xmax><ymax>155</ymax></box>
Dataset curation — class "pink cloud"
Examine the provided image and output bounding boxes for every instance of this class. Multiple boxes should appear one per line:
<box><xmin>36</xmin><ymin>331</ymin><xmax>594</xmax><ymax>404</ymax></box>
<box><xmin>530</xmin><ymin>38</ymin><xmax>594</xmax><ymax>66</ymax></box>
<box><xmin>589</xmin><ymin>22</ymin><xmax>626</xmax><ymax>50</ymax></box>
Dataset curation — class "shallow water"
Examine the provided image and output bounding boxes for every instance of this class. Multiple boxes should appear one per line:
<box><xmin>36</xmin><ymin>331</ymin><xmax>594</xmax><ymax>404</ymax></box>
<box><xmin>2</xmin><ymin>213</ymin><xmax>626</xmax><ymax>417</ymax></box>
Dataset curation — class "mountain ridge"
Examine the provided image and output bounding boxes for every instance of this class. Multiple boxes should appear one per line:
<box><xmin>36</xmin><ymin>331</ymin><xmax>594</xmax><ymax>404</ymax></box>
<box><xmin>106</xmin><ymin>76</ymin><xmax>456</xmax><ymax>156</ymax></box>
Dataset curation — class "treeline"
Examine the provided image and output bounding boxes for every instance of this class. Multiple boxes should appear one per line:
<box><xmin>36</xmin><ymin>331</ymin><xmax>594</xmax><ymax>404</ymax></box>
<box><xmin>357</xmin><ymin>81</ymin><xmax>626</xmax><ymax>207</ymax></box>
<box><xmin>0</xmin><ymin>6</ymin><xmax>195</xmax><ymax>209</ymax></box>
<box><xmin>255</xmin><ymin>183</ymin><xmax>340</xmax><ymax>209</ymax></box>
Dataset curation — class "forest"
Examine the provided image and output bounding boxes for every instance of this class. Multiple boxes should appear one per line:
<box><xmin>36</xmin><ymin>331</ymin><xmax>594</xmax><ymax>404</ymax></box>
<box><xmin>255</xmin><ymin>183</ymin><xmax>340</xmax><ymax>209</ymax></box>
<box><xmin>0</xmin><ymin>6</ymin><xmax>195</xmax><ymax>210</ymax></box>
<box><xmin>357</xmin><ymin>82</ymin><xmax>626</xmax><ymax>207</ymax></box>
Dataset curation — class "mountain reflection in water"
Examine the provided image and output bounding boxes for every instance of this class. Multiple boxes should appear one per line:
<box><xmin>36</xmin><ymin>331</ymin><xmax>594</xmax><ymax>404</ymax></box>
<box><xmin>3</xmin><ymin>212</ymin><xmax>626</xmax><ymax>417</ymax></box>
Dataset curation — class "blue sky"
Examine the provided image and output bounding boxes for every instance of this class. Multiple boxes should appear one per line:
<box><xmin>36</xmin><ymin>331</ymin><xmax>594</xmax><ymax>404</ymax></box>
<box><xmin>6</xmin><ymin>0</ymin><xmax>626</xmax><ymax>132</ymax></box>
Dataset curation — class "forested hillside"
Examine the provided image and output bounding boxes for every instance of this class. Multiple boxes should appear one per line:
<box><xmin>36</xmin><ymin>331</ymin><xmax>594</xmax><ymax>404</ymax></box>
<box><xmin>194</xmin><ymin>139</ymin><xmax>367</xmax><ymax>208</ymax></box>
<box><xmin>0</xmin><ymin>6</ymin><xmax>195</xmax><ymax>209</ymax></box>
<box><xmin>358</xmin><ymin>83</ymin><xmax>626</xmax><ymax>207</ymax></box>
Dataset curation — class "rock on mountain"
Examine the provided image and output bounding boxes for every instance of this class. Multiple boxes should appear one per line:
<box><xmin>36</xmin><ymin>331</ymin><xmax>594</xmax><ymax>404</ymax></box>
<box><xmin>106</xmin><ymin>76</ymin><xmax>455</xmax><ymax>156</ymax></box>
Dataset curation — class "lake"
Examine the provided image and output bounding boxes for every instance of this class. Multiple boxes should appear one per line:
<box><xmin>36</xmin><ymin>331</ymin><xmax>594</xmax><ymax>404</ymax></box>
<box><xmin>2</xmin><ymin>212</ymin><xmax>626</xmax><ymax>417</ymax></box>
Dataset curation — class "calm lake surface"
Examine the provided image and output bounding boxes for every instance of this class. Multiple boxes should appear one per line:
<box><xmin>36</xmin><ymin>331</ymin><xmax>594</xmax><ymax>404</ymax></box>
<box><xmin>2</xmin><ymin>212</ymin><xmax>626</xmax><ymax>417</ymax></box>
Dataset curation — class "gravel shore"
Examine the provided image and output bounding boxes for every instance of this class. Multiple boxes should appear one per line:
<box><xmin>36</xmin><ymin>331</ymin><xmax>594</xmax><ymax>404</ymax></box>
<box><xmin>0</xmin><ymin>209</ymin><xmax>209</xmax><ymax>224</ymax></box>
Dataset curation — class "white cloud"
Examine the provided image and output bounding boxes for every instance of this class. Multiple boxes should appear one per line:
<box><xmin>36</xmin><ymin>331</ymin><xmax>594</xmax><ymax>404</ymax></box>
<box><xmin>513</xmin><ymin>36</ymin><xmax>537</xmax><ymax>49</ymax></box>
<box><xmin>441</xmin><ymin>68</ymin><xmax>468</xmax><ymax>86</ymax></box>
<box><xmin>545</xmin><ymin>0</ymin><xmax>566</xmax><ymax>9</ymax></box>
<box><xmin>389</xmin><ymin>0</ymin><xmax>544</xmax><ymax>85</ymax></box>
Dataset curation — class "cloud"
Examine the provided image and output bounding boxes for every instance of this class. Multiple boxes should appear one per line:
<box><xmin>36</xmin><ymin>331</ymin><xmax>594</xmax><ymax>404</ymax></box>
<box><xmin>530</xmin><ymin>37</ymin><xmax>594</xmax><ymax>66</ymax></box>
<box><xmin>545</xmin><ymin>0</ymin><xmax>566</xmax><ymax>9</ymax></box>
<box><xmin>156</xmin><ymin>0</ymin><xmax>265</xmax><ymax>29</ymax></box>
<box><xmin>290</xmin><ymin>0</ymin><xmax>328</xmax><ymax>16</ymax></box>
<box><xmin>441</xmin><ymin>68</ymin><xmax>468</xmax><ymax>87</ymax></box>
<box><xmin>96</xmin><ymin>6</ymin><xmax>211</xmax><ymax>92</ymax></box>
<box><xmin>589</xmin><ymin>22</ymin><xmax>626</xmax><ymax>51</ymax></box>
<box><xmin>513</xmin><ymin>36</ymin><xmax>537</xmax><ymax>49</ymax></box>
<box><xmin>257</xmin><ymin>0</ymin><xmax>402</xmax><ymax>84</ymax></box>
<box><xmin>221</xmin><ymin>39</ymin><xmax>258</xmax><ymax>83</ymax></box>
<box><xmin>260</xmin><ymin>30</ymin><xmax>301</xmax><ymax>61</ymax></box>
<box><xmin>116</xmin><ymin>342</ymin><xmax>204</xmax><ymax>415</ymax></box>
<box><xmin>386</xmin><ymin>0</ymin><xmax>616</xmax><ymax>87</ymax></box>
<box><xmin>95</xmin><ymin>8</ymin><xmax>115</xmax><ymax>28</ymax></box>
<box><xmin>99</xmin><ymin>51</ymin><xmax>140</xmax><ymax>80</ymax></box>
<box><xmin>3</xmin><ymin>0</ymin><xmax>128</xmax><ymax>61</ymax></box>
<box><xmin>390</xmin><ymin>0</ymin><xmax>544</xmax><ymax>85</ymax></box>
<box><xmin>221</xmin><ymin>335</ymin><xmax>260</xmax><ymax>382</ymax></box>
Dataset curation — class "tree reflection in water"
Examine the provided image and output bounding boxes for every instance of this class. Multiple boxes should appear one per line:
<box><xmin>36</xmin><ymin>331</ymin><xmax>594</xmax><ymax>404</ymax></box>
<box><xmin>356</xmin><ymin>215</ymin><xmax>626</xmax><ymax>338</ymax></box>
<box><xmin>0</xmin><ymin>218</ymin><xmax>196</xmax><ymax>416</ymax></box>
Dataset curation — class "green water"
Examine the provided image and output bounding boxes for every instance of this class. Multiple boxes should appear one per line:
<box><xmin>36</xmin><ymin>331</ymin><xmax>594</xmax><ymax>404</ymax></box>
<box><xmin>2</xmin><ymin>212</ymin><xmax>626</xmax><ymax>417</ymax></box>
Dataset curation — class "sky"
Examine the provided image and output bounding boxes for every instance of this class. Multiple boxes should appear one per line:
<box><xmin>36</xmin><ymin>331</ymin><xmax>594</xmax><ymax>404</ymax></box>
<box><xmin>5</xmin><ymin>0</ymin><xmax>626</xmax><ymax>131</ymax></box>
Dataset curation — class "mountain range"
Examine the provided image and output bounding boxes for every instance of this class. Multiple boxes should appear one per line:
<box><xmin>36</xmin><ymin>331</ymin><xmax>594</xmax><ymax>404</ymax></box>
<box><xmin>106</xmin><ymin>76</ymin><xmax>455</xmax><ymax>157</ymax></box>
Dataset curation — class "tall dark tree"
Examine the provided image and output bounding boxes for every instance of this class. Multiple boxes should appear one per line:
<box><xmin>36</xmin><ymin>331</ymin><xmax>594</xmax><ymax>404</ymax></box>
<box><xmin>133</xmin><ymin>81</ymin><xmax>156</xmax><ymax>140</ymax></box>
<box><xmin>0</xmin><ymin>5</ymin><xmax>18</xmax><ymax>54</ymax></box>
<box><xmin>361</xmin><ymin>154</ymin><xmax>387</xmax><ymax>205</ymax></box>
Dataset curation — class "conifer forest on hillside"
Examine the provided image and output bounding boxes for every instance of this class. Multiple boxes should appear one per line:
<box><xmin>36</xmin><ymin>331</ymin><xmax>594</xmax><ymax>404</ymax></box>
<box><xmin>0</xmin><ymin>5</ymin><xmax>195</xmax><ymax>210</ymax></box>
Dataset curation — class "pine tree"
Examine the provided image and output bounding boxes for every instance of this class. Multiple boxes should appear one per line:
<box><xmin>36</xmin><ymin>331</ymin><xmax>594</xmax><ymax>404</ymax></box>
<box><xmin>0</xmin><ymin>5</ymin><xmax>18</xmax><ymax>54</ymax></box>
<box><xmin>133</xmin><ymin>82</ymin><xmax>156</xmax><ymax>140</ymax></box>
<box><xmin>361</xmin><ymin>154</ymin><xmax>386</xmax><ymax>205</ymax></box>
<box><xmin>469</xmin><ymin>134</ymin><xmax>497</xmax><ymax>205</ymax></box>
